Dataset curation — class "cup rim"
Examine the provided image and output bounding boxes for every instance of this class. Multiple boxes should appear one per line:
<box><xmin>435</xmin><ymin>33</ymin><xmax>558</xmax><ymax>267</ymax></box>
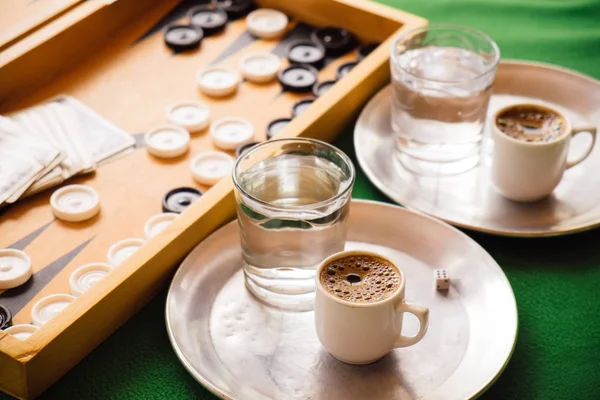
<box><xmin>390</xmin><ymin>23</ymin><xmax>501</xmax><ymax>85</ymax></box>
<box><xmin>492</xmin><ymin>102</ymin><xmax>572</xmax><ymax>146</ymax></box>
<box><xmin>315</xmin><ymin>250</ymin><xmax>405</xmax><ymax>308</ymax></box>
<box><xmin>232</xmin><ymin>137</ymin><xmax>355</xmax><ymax>210</ymax></box>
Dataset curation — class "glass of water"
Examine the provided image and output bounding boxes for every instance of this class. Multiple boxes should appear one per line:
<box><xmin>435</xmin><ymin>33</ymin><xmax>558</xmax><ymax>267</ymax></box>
<box><xmin>232</xmin><ymin>138</ymin><xmax>355</xmax><ymax>311</ymax></box>
<box><xmin>390</xmin><ymin>24</ymin><xmax>500</xmax><ymax>176</ymax></box>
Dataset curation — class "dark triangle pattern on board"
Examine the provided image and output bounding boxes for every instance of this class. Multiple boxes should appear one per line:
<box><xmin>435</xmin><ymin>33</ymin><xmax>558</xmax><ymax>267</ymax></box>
<box><xmin>6</xmin><ymin>220</ymin><xmax>54</xmax><ymax>250</ymax></box>
<box><xmin>208</xmin><ymin>21</ymin><xmax>315</xmax><ymax>77</ymax></box>
<box><xmin>271</xmin><ymin>22</ymin><xmax>314</xmax><ymax>59</ymax></box>
<box><xmin>133</xmin><ymin>132</ymin><xmax>146</xmax><ymax>149</ymax></box>
<box><xmin>133</xmin><ymin>0</ymin><xmax>211</xmax><ymax>44</ymax></box>
<box><xmin>209</xmin><ymin>30</ymin><xmax>256</xmax><ymax>65</ymax></box>
<box><xmin>0</xmin><ymin>237</ymin><xmax>95</xmax><ymax>315</ymax></box>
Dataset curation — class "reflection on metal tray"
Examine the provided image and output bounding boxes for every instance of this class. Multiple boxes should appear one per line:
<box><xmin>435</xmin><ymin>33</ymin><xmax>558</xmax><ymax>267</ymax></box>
<box><xmin>355</xmin><ymin>60</ymin><xmax>600</xmax><ymax>237</ymax></box>
<box><xmin>166</xmin><ymin>200</ymin><xmax>517</xmax><ymax>400</ymax></box>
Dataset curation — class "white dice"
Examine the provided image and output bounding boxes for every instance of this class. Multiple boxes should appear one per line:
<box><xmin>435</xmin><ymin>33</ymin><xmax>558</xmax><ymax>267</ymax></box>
<box><xmin>435</xmin><ymin>269</ymin><xmax>450</xmax><ymax>290</ymax></box>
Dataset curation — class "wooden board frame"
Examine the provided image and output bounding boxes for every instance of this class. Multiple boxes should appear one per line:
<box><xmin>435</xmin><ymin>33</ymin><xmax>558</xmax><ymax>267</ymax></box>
<box><xmin>0</xmin><ymin>0</ymin><xmax>426</xmax><ymax>398</ymax></box>
<box><xmin>0</xmin><ymin>0</ymin><xmax>85</xmax><ymax>51</ymax></box>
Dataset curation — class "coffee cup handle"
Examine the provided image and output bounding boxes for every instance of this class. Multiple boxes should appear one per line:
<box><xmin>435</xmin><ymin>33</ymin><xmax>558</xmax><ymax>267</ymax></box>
<box><xmin>566</xmin><ymin>126</ymin><xmax>597</xmax><ymax>169</ymax></box>
<box><xmin>393</xmin><ymin>301</ymin><xmax>429</xmax><ymax>348</ymax></box>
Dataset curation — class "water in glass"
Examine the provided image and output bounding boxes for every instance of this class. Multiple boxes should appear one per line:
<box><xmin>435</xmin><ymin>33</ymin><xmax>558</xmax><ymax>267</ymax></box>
<box><xmin>391</xmin><ymin>26</ymin><xmax>499</xmax><ymax>176</ymax></box>
<box><xmin>234</xmin><ymin>141</ymin><xmax>353</xmax><ymax>311</ymax></box>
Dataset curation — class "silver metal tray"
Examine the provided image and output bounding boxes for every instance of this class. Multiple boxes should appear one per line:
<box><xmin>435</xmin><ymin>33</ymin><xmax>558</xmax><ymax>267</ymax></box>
<box><xmin>166</xmin><ymin>199</ymin><xmax>518</xmax><ymax>400</ymax></box>
<box><xmin>355</xmin><ymin>60</ymin><xmax>600</xmax><ymax>237</ymax></box>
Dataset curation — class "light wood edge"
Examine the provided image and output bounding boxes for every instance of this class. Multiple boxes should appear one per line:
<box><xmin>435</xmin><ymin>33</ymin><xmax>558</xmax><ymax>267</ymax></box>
<box><xmin>0</xmin><ymin>0</ymin><xmax>177</xmax><ymax>108</ymax></box>
<box><xmin>0</xmin><ymin>0</ymin><xmax>427</xmax><ymax>397</ymax></box>
<box><xmin>0</xmin><ymin>0</ymin><xmax>102</xmax><ymax>66</ymax></box>
<box><xmin>258</xmin><ymin>0</ymin><xmax>427</xmax><ymax>42</ymax></box>
<box><xmin>0</xmin><ymin>333</ymin><xmax>34</xmax><ymax>399</ymax></box>
<box><xmin>335</xmin><ymin>0</ymin><xmax>428</xmax><ymax>28</ymax></box>
<box><xmin>0</xmin><ymin>0</ymin><xmax>85</xmax><ymax>52</ymax></box>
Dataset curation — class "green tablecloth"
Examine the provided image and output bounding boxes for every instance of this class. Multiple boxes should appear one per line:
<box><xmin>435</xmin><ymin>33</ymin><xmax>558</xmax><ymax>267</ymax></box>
<box><xmin>5</xmin><ymin>0</ymin><xmax>600</xmax><ymax>398</ymax></box>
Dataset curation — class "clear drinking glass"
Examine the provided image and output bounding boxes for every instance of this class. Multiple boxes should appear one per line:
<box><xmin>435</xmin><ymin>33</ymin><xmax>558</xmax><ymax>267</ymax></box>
<box><xmin>390</xmin><ymin>24</ymin><xmax>500</xmax><ymax>176</ymax></box>
<box><xmin>232</xmin><ymin>138</ymin><xmax>355</xmax><ymax>311</ymax></box>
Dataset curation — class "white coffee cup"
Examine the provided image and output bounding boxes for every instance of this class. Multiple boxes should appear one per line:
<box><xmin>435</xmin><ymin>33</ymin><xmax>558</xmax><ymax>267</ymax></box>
<box><xmin>314</xmin><ymin>250</ymin><xmax>429</xmax><ymax>365</ymax></box>
<box><xmin>491</xmin><ymin>103</ymin><xmax>597</xmax><ymax>202</ymax></box>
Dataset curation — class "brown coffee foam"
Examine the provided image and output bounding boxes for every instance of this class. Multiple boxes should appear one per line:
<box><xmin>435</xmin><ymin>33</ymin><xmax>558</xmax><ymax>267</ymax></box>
<box><xmin>496</xmin><ymin>105</ymin><xmax>566</xmax><ymax>142</ymax></box>
<box><xmin>319</xmin><ymin>254</ymin><xmax>401</xmax><ymax>304</ymax></box>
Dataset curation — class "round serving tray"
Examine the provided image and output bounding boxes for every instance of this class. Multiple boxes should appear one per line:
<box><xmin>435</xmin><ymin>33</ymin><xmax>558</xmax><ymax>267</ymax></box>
<box><xmin>355</xmin><ymin>60</ymin><xmax>600</xmax><ymax>237</ymax></box>
<box><xmin>166</xmin><ymin>199</ymin><xmax>518</xmax><ymax>400</ymax></box>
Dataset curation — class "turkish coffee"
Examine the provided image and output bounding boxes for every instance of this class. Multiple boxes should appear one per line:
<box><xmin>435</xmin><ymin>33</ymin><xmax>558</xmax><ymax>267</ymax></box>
<box><xmin>319</xmin><ymin>254</ymin><xmax>401</xmax><ymax>303</ymax></box>
<box><xmin>496</xmin><ymin>105</ymin><xmax>567</xmax><ymax>143</ymax></box>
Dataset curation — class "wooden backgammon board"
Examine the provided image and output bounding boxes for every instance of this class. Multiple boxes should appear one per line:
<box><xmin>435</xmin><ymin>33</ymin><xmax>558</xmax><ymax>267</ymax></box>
<box><xmin>0</xmin><ymin>0</ymin><xmax>426</xmax><ymax>398</ymax></box>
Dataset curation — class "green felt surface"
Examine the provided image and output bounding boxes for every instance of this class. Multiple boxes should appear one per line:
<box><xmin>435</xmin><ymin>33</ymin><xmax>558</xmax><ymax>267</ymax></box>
<box><xmin>4</xmin><ymin>0</ymin><xmax>600</xmax><ymax>399</ymax></box>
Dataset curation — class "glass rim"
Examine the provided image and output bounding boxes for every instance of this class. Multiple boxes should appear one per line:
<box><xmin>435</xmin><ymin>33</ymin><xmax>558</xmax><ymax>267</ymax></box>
<box><xmin>390</xmin><ymin>23</ymin><xmax>501</xmax><ymax>85</ymax></box>
<box><xmin>232</xmin><ymin>137</ymin><xmax>356</xmax><ymax>210</ymax></box>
